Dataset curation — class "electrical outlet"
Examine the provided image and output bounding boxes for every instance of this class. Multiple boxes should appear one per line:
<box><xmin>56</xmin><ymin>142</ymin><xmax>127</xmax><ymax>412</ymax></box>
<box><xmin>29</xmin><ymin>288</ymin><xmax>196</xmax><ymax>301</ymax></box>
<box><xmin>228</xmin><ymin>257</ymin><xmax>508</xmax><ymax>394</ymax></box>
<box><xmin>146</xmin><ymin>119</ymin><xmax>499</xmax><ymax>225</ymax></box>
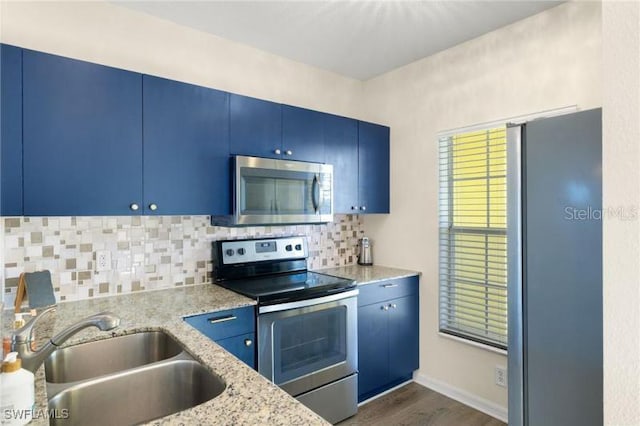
<box><xmin>495</xmin><ymin>366</ymin><xmax>507</xmax><ymax>387</ymax></box>
<box><xmin>96</xmin><ymin>250</ymin><xmax>111</xmax><ymax>272</ymax></box>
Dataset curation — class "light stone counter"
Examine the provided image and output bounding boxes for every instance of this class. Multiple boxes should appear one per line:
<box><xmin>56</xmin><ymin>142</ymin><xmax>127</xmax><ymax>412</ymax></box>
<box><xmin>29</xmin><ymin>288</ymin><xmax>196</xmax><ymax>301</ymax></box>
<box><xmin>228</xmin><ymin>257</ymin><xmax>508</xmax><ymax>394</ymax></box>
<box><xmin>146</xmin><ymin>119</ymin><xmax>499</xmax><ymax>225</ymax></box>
<box><xmin>317</xmin><ymin>264</ymin><xmax>420</xmax><ymax>286</ymax></box>
<box><xmin>2</xmin><ymin>284</ymin><xmax>328</xmax><ymax>425</ymax></box>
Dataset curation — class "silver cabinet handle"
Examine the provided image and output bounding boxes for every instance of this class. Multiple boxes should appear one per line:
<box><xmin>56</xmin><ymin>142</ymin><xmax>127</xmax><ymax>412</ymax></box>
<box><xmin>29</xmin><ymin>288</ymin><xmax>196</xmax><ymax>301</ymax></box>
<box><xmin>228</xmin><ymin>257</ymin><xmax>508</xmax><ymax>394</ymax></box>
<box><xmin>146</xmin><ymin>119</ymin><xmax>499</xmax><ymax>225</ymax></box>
<box><xmin>244</xmin><ymin>339</ymin><xmax>253</xmax><ymax>347</ymax></box>
<box><xmin>360</xmin><ymin>206</ymin><xmax>367</xmax><ymax>211</ymax></box>
<box><xmin>129</xmin><ymin>203</ymin><xmax>139</xmax><ymax>211</ymax></box>
<box><xmin>207</xmin><ymin>315</ymin><xmax>237</xmax><ymax>324</ymax></box>
<box><xmin>149</xmin><ymin>203</ymin><xmax>158</xmax><ymax>211</ymax></box>
<box><xmin>381</xmin><ymin>305</ymin><xmax>389</xmax><ymax>311</ymax></box>
<box><xmin>391</xmin><ymin>303</ymin><xmax>397</xmax><ymax>309</ymax></box>
<box><xmin>274</xmin><ymin>149</ymin><xmax>282</xmax><ymax>155</ymax></box>
<box><xmin>382</xmin><ymin>283</ymin><xmax>398</xmax><ymax>288</ymax></box>
<box><xmin>285</xmin><ymin>150</ymin><xmax>293</xmax><ymax>156</ymax></box>
<box><xmin>351</xmin><ymin>206</ymin><xmax>357</xmax><ymax>210</ymax></box>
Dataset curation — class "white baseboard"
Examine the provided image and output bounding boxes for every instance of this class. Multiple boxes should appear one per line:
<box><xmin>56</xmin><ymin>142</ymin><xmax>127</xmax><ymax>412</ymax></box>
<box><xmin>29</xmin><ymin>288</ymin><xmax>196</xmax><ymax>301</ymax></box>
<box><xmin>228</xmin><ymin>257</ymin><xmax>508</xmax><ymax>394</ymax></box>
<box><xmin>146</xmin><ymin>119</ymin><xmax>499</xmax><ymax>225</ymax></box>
<box><xmin>414</xmin><ymin>373</ymin><xmax>508</xmax><ymax>423</ymax></box>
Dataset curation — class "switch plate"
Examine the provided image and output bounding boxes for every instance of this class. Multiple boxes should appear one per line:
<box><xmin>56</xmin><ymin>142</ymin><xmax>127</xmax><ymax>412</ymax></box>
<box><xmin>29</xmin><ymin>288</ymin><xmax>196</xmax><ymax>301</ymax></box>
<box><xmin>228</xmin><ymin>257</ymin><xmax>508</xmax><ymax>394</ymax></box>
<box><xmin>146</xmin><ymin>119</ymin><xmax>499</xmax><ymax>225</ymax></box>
<box><xmin>96</xmin><ymin>250</ymin><xmax>111</xmax><ymax>272</ymax></box>
<box><xmin>495</xmin><ymin>366</ymin><xmax>507</xmax><ymax>387</ymax></box>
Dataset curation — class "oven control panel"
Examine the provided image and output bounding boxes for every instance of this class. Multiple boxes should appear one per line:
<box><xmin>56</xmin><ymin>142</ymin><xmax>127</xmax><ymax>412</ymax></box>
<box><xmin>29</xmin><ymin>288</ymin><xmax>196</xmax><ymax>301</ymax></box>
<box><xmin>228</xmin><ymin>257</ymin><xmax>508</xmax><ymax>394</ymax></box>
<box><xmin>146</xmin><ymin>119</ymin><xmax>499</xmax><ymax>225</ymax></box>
<box><xmin>219</xmin><ymin>236</ymin><xmax>308</xmax><ymax>265</ymax></box>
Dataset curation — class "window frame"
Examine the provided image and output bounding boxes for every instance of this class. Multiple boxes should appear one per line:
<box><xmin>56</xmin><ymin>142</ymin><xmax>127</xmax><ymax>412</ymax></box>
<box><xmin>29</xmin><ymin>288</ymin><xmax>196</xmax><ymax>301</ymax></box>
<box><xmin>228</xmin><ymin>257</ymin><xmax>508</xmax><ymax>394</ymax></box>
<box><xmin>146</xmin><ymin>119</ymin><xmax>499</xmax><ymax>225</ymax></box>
<box><xmin>438</xmin><ymin>126</ymin><xmax>508</xmax><ymax>350</ymax></box>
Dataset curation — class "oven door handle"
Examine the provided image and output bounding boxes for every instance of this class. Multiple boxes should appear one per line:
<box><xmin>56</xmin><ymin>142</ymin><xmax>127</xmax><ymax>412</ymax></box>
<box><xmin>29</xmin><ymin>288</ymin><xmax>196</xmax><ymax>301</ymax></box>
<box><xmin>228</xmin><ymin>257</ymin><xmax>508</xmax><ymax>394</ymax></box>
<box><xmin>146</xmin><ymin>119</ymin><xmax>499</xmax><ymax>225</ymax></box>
<box><xmin>258</xmin><ymin>289</ymin><xmax>359</xmax><ymax>314</ymax></box>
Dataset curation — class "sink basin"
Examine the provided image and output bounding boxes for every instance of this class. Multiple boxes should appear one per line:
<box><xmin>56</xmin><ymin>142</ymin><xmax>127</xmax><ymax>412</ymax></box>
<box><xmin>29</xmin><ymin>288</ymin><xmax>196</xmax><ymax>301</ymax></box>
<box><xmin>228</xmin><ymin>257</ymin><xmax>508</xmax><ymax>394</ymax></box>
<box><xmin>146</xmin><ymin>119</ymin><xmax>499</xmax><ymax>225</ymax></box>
<box><xmin>45</xmin><ymin>331</ymin><xmax>183</xmax><ymax>383</ymax></box>
<box><xmin>48</xmin><ymin>360</ymin><xmax>226</xmax><ymax>425</ymax></box>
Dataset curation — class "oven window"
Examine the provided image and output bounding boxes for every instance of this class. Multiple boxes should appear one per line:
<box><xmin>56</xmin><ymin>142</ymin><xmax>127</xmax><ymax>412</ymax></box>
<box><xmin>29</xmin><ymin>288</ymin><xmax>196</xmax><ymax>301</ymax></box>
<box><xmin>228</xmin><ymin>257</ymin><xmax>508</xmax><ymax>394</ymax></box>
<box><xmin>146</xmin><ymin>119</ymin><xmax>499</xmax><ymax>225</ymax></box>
<box><xmin>272</xmin><ymin>306</ymin><xmax>347</xmax><ymax>385</ymax></box>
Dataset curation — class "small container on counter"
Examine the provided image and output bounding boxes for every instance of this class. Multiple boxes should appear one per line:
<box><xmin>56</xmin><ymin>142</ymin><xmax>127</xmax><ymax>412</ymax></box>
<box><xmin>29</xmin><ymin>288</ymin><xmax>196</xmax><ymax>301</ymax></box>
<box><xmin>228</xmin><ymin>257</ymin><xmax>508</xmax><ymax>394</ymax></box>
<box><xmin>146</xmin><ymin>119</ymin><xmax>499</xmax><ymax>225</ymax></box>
<box><xmin>0</xmin><ymin>352</ymin><xmax>35</xmax><ymax>426</ymax></box>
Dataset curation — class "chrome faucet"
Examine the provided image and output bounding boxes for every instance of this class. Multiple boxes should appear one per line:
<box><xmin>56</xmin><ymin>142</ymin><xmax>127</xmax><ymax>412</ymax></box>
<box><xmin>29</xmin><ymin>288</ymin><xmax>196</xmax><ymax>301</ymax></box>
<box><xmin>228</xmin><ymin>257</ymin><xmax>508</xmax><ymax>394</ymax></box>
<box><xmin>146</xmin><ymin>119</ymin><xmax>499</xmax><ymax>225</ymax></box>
<box><xmin>11</xmin><ymin>306</ymin><xmax>121</xmax><ymax>373</ymax></box>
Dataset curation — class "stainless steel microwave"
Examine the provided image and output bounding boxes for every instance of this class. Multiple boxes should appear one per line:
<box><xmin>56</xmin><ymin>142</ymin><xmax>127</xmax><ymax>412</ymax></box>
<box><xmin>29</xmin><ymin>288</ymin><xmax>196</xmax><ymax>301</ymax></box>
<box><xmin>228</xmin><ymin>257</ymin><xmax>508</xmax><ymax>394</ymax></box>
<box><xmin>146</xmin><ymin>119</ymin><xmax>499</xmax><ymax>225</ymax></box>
<box><xmin>212</xmin><ymin>156</ymin><xmax>333</xmax><ymax>226</ymax></box>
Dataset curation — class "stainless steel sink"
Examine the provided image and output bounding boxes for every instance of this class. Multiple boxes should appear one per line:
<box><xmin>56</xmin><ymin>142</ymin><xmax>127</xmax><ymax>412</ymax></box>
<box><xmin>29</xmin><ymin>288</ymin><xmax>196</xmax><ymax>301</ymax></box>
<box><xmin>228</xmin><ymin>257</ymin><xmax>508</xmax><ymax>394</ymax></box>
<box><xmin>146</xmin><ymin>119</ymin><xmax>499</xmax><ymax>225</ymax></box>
<box><xmin>45</xmin><ymin>331</ymin><xmax>184</xmax><ymax>383</ymax></box>
<box><xmin>44</xmin><ymin>331</ymin><xmax>226</xmax><ymax>425</ymax></box>
<box><xmin>48</xmin><ymin>360</ymin><xmax>225</xmax><ymax>426</ymax></box>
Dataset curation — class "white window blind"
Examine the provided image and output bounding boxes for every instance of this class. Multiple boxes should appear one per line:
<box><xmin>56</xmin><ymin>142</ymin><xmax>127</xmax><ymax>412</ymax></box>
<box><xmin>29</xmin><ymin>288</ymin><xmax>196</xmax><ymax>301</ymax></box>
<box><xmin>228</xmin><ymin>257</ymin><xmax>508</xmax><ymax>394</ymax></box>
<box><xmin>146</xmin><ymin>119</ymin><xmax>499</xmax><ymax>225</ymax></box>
<box><xmin>438</xmin><ymin>126</ymin><xmax>508</xmax><ymax>349</ymax></box>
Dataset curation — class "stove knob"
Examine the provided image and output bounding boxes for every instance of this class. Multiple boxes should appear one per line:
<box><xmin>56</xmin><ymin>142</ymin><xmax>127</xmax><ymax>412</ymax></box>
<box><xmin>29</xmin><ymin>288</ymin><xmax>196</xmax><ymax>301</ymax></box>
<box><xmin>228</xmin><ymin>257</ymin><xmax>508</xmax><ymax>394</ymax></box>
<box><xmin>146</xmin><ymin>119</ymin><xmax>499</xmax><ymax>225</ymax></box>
<box><xmin>225</xmin><ymin>249</ymin><xmax>235</xmax><ymax>256</ymax></box>
<box><xmin>285</xmin><ymin>245</ymin><xmax>293</xmax><ymax>252</ymax></box>
<box><xmin>238</xmin><ymin>248</ymin><xmax>246</xmax><ymax>255</ymax></box>
<box><xmin>295</xmin><ymin>244</ymin><xmax>302</xmax><ymax>251</ymax></box>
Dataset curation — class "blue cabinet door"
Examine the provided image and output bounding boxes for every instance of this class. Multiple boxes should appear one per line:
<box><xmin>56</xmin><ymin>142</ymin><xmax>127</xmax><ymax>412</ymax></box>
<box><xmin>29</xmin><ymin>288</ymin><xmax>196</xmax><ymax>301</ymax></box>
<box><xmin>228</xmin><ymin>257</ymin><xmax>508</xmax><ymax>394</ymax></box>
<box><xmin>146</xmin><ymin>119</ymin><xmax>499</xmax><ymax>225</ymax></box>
<box><xmin>143</xmin><ymin>76</ymin><xmax>230</xmax><ymax>215</ymax></box>
<box><xmin>358</xmin><ymin>301</ymin><xmax>389</xmax><ymax>401</ymax></box>
<box><xmin>1</xmin><ymin>44</ymin><xmax>23</xmax><ymax>216</ymax></box>
<box><xmin>388</xmin><ymin>295</ymin><xmax>420</xmax><ymax>382</ymax></box>
<box><xmin>282</xmin><ymin>106</ymin><xmax>325</xmax><ymax>162</ymax></box>
<box><xmin>215</xmin><ymin>332</ymin><xmax>256</xmax><ymax>369</ymax></box>
<box><xmin>324</xmin><ymin>114</ymin><xmax>358</xmax><ymax>214</ymax></box>
<box><xmin>230</xmin><ymin>94</ymin><xmax>282</xmax><ymax>159</ymax></box>
<box><xmin>22</xmin><ymin>50</ymin><xmax>143</xmax><ymax>216</ymax></box>
<box><xmin>358</xmin><ymin>121</ymin><xmax>390</xmax><ymax>214</ymax></box>
<box><xmin>184</xmin><ymin>306</ymin><xmax>255</xmax><ymax>341</ymax></box>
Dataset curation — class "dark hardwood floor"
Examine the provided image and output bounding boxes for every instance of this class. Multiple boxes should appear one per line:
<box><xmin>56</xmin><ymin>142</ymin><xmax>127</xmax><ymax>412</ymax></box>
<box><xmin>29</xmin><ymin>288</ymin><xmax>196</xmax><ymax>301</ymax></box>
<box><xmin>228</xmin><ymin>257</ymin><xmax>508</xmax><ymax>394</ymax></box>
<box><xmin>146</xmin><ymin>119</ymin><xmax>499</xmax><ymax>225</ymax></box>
<box><xmin>338</xmin><ymin>383</ymin><xmax>505</xmax><ymax>426</ymax></box>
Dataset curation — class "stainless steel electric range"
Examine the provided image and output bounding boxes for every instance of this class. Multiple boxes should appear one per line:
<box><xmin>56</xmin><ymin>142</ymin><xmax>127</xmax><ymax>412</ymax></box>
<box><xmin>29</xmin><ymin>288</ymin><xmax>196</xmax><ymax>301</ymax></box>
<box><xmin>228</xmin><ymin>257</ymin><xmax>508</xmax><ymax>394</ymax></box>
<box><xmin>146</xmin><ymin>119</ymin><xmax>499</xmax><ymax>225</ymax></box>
<box><xmin>213</xmin><ymin>236</ymin><xmax>358</xmax><ymax>424</ymax></box>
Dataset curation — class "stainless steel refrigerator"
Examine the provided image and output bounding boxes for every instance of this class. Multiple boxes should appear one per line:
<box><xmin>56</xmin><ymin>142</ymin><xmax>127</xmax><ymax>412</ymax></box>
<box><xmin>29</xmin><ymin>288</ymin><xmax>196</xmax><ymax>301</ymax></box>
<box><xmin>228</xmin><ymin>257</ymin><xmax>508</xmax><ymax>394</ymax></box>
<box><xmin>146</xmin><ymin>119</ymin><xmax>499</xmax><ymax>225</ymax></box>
<box><xmin>507</xmin><ymin>108</ymin><xmax>603</xmax><ymax>426</ymax></box>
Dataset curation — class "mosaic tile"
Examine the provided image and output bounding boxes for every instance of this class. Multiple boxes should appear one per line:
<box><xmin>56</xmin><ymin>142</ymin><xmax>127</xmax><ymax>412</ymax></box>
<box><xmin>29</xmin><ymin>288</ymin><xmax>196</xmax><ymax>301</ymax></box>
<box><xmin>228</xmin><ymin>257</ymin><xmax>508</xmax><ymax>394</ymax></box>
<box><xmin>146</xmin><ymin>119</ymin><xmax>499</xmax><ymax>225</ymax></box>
<box><xmin>2</xmin><ymin>215</ymin><xmax>364</xmax><ymax>306</ymax></box>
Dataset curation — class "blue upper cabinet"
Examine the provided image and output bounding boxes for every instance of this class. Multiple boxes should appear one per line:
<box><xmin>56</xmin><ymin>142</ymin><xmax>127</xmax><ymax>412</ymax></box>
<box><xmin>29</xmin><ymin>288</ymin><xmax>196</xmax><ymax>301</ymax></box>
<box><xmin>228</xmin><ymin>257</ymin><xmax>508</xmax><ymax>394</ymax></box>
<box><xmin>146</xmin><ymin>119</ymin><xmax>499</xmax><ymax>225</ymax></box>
<box><xmin>1</xmin><ymin>44</ymin><xmax>23</xmax><ymax>216</ymax></box>
<box><xmin>324</xmin><ymin>114</ymin><xmax>358</xmax><ymax>213</ymax></box>
<box><xmin>358</xmin><ymin>121</ymin><xmax>390</xmax><ymax>214</ymax></box>
<box><xmin>230</xmin><ymin>95</ymin><xmax>327</xmax><ymax>163</ymax></box>
<box><xmin>282</xmin><ymin>106</ymin><xmax>325</xmax><ymax>162</ymax></box>
<box><xmin>22</xmin><ymin>50</ymin><xmax>143</xmax><ymax>216</ymax></box>
<box><xmin>143</xmin><ymin>76</ymin><xmax>231</xmax><ymax>215</ymax></box>
<box><xmin>230</xmin><ymin>94</ymin><xmax>282</xmax><ymax>159</ymax></box>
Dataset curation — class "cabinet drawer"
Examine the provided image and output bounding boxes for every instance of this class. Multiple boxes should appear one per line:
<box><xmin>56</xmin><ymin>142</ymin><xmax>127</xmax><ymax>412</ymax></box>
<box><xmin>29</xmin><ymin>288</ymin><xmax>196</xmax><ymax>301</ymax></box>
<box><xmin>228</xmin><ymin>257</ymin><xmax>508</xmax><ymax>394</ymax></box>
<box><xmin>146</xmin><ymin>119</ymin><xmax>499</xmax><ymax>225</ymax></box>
<box><xmin>216</xmin><ymin>332</ymin><xmax>256</xmax><ymax>369</ymax></box>
<box><xmin>358</xmin><ymin>276</ymin><xmax>418</xmax><ymax>307</ymax></box>
<box><xmin>184</xmin><ymin>306</ymin><xmax>255</xmax><ymax>341</ymax></box>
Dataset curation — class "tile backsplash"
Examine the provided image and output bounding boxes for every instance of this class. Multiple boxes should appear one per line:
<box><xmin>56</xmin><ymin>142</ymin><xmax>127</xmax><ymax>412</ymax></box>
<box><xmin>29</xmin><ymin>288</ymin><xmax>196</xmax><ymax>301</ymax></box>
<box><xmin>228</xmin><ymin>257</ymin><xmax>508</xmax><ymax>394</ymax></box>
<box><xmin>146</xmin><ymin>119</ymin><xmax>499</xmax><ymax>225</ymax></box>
<box><xmin>2</xmin><ymin>215</ymin><xmax>364</xmax><ymax>307</ymax></box>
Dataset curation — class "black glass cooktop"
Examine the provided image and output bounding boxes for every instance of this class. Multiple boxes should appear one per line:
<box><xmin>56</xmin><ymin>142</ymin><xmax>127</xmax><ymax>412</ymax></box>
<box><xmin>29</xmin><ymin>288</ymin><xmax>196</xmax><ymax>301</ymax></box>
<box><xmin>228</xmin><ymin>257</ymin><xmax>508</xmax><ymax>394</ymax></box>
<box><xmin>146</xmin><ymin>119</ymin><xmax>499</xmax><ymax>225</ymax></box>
<box><xmin>216</xmin><ymin>271</ymin><xmax>356</xmax><ymax>306</ymax></box>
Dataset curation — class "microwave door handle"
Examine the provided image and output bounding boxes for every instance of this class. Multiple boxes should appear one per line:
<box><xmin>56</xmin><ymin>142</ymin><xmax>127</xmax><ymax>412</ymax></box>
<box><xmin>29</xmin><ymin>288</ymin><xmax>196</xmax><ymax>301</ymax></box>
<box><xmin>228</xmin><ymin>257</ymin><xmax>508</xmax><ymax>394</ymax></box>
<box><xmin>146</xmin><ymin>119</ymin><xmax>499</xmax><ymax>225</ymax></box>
<box><xmin>312</xmin><ymin>175</ymin><xmax>320</xmax><ymax>213</ymax></box>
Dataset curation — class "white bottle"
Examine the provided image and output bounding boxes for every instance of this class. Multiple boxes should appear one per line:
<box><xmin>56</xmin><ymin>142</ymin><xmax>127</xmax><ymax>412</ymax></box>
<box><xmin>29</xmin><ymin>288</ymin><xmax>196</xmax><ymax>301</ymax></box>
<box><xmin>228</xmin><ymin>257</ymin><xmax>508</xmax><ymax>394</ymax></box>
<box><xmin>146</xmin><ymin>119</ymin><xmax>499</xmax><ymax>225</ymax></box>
<box><xmin>0</xmin><ymin>352</ymin><xmax>35</xmax><ymax>426</ymax></box>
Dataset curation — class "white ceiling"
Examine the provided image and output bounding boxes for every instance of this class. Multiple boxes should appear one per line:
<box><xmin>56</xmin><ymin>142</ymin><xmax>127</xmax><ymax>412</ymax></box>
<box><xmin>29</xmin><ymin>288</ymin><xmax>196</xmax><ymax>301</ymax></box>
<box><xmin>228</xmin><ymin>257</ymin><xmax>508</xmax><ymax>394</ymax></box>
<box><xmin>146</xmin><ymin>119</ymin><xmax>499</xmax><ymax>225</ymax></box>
<box><xmin>118</xmin><ymin>1</ymin><xmax>562</xmax><ymax>81</ymax></box>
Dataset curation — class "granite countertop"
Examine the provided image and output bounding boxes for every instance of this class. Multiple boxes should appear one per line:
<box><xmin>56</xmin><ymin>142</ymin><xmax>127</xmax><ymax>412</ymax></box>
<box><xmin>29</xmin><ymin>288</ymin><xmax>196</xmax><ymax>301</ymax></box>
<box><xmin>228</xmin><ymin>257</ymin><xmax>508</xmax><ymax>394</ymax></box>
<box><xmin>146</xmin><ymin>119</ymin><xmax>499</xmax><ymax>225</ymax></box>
<box><xmin>2</xmin><ymin>284</ymin><xmax>328</xmax><ymax>426</ymax></box>
<box><xmin>317</xmin><ymin>264</ymin><xmax>420</xmax><ymax>285</ymax></box>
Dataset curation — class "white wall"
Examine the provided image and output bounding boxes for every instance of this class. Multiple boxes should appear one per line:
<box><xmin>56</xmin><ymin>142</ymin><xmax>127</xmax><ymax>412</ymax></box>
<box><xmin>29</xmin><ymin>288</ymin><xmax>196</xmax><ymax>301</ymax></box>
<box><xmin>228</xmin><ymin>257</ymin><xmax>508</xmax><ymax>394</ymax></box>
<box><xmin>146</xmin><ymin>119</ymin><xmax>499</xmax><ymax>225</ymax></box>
<box><xmin>361</xmin><ymin>1</ymin><xmax>602</xmax><ymax>413</ymax></box>
<box><xmin>602</xmin><ymin>2</ymin><xmax>640</xmax><ymax>425</ymax></box>
<box><xmin>0</xmin><ymin>1</ymin><xmax>363</xmax><ymax>118</ymax></box>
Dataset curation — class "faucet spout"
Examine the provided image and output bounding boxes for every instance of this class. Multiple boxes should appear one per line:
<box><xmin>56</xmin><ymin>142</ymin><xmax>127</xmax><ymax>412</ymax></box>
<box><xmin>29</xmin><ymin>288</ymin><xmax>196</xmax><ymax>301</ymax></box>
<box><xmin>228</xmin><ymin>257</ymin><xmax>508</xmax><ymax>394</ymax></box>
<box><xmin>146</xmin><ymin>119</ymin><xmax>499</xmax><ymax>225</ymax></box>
<box><xmin>11</xmin><ymin>308</ymin><xmax>121</xmax><ymax>373</ymax></box>
<box><xmin>50</xmin><ymin>312</ymin><xmax>120</xmax><ymax>346</ymax></box>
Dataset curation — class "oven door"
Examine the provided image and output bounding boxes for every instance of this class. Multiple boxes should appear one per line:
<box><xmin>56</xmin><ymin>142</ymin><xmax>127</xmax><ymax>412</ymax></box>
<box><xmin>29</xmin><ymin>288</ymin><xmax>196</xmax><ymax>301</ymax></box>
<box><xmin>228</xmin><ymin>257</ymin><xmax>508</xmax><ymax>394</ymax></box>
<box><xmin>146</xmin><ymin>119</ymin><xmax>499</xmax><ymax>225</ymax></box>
<box><xmin>258</xmin><ymin>290</ymin><xmax>358</xmax><ymax>397</ymax></box>
<box><xmin>233</xmin><ymin>155</ymin><xmax>333</xmax><ymax>225</ymax></box>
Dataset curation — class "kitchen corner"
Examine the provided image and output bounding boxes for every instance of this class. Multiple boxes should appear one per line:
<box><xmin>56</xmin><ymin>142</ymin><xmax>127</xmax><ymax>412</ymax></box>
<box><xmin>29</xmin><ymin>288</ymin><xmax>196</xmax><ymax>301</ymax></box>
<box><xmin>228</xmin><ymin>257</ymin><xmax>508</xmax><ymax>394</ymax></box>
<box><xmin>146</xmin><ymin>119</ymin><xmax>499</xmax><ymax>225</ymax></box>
<box><xmin>1</xmin><ymin>285</ymin><xmax>328</xmax><ymax>425</ymax></box>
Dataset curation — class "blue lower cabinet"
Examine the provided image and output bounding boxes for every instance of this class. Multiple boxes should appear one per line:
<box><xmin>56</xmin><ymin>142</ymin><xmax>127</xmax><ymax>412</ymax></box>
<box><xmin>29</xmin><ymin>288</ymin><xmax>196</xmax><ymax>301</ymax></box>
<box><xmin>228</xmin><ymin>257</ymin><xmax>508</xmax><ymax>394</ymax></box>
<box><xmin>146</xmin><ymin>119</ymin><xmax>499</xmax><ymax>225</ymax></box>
<box><xmin>215</xmin><ymin>332</ymin><xmax>256</xmax><ymax>369</ymax></box>
<box><xmin>184</xmin><ymin>306</ymin><xmax>256</xmax><ymax>369</ymax></box>
<box><xmin>388</xmin><ymin>295</ymin><xmax>419</xmax><ymax>382</ymax></box>
<box><xmin>358</xmin><ymin>302</ymin><xmax>390</xmax><ymax>400</ymax></box>
<box><xmin>1</xmin><ymin>44</ymin><xmax>23</xmax><ymax>216</ymax></box>
<box><xmin>22</xmin><ymin>49</ymin><xmax>143</xmax><ymax>216</ymax></box>
<box><xmin>357</xmin><ymin>277</ymin><xmax>419</xmax><ymax>402</ymax></box>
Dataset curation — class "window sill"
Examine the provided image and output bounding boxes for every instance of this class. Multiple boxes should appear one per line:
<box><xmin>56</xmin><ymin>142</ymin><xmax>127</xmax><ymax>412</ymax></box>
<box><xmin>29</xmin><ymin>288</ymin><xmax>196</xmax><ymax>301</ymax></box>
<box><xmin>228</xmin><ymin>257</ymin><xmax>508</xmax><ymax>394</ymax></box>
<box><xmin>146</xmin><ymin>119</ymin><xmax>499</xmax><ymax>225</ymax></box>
<box><xmin>438</xmin><ymin>332</ymin><xmax>508</xmax><ymax>356</ymax></box>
